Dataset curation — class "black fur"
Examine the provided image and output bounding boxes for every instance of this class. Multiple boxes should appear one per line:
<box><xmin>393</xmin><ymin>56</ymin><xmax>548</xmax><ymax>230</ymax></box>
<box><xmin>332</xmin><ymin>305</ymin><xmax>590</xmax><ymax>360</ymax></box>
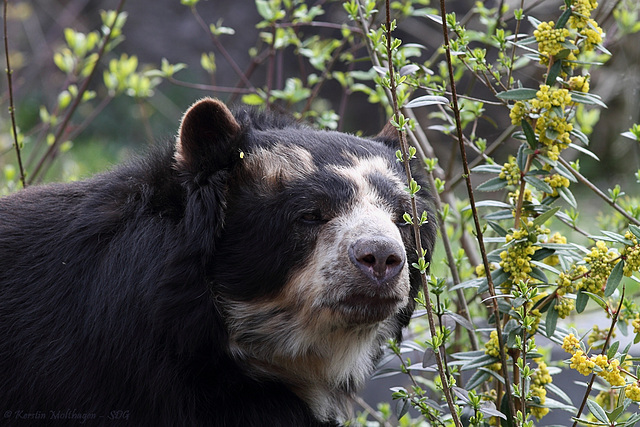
<box><xmin>0</xmin><ymin>98</ymin><xmax>436</xmax><ymax>426</ymax></box>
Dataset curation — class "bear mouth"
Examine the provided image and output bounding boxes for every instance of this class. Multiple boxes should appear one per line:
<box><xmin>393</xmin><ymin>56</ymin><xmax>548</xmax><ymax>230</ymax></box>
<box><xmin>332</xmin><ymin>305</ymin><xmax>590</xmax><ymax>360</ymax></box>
<box><xmin>334</xmin><ymin>293</ymin><xmax>403</xmax><ymax>324</ymax></box>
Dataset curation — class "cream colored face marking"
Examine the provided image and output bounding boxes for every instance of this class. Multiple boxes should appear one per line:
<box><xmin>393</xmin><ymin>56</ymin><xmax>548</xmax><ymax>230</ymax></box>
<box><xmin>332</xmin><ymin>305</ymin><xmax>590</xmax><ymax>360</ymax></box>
<box><xmin>243</xmin><ymin>144</ymin><xmax>317</xmax><ymax>187</ymax></box>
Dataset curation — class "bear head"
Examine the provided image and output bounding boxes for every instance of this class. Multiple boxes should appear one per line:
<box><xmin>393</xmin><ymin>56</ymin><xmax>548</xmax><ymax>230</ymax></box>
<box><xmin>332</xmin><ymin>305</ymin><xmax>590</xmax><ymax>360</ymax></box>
<box><xmin>175</xmin><ymin>97</ymin><xmax>437</xmax><ymax>422</ymax></box>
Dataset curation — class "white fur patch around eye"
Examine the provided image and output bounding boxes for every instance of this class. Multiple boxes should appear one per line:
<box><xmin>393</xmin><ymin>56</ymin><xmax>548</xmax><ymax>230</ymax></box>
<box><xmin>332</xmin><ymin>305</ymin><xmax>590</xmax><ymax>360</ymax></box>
<box><xmin>243</xmin><ymin>144</ymin><xmax>317</xmax><ymax>187</ymax></box>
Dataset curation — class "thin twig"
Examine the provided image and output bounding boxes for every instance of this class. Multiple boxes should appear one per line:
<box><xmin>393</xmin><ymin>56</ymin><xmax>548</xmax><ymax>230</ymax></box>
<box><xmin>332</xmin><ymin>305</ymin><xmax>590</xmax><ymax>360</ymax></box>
<box><xmin>3</xmin><ymin>0</ymin><xmax>26</xmax><ymax>187</ymax></box>
<box><xmin>506</xmin><ymin>0</ymin><xmax>525</xmax><ymax>90</ymax></box>
<box><xmin>188</xmin><ymin>5</ymin><xmax>255</xmax><ymax>92</ymax></box>
<box><xmin>558</xmin><ymin>157</ymin><xmax>640</xmax><ymax>226</ymax></box>
<box><xmin>437</xmin><ymin>0</ymin><xmax>517</xmax><ymax>420</ymax></box>
<box><xmin>383</xmin><ymin>1</ymin><xmax>462</xmax><ymax>425</ymax></box>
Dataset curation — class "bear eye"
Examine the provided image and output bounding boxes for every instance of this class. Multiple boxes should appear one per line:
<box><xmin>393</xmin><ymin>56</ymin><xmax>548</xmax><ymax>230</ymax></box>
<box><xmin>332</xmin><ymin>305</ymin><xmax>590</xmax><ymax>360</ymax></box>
<box><xmin>299</xmin><ymin>210</ymin><xmax>326</xmax><ymax>225</ymax></box>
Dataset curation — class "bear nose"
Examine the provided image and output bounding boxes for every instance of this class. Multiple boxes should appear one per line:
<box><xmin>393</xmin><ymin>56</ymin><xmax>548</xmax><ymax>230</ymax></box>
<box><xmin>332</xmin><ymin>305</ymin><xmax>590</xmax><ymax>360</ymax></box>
<box><xmin>348</xmin><ymin>237</ymin><xmax>406</xmax><ymax>284</ymax></box>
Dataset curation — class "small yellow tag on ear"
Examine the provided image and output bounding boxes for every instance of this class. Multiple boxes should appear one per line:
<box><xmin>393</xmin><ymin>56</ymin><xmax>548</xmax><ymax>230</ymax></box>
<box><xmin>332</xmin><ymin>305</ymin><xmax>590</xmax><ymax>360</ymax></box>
<box><xmin>239</xmin><ymin>150</ymin><xmax>245</xmax><ymax>159</ymax></box>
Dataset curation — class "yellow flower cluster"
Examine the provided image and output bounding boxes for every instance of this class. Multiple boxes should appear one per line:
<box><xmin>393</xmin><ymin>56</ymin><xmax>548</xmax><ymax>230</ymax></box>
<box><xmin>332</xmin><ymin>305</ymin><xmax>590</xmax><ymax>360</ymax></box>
<box><xmin>534</xmin><ymin>21</ymin><xmax>571</xmax><ymax>58</ymax></box>
<box><xmin>626</xmin><ymin>382</ymin><xmax>640</xmax><ymax>402</ymax></box>
<box><xmin>529</xmin><ymin>385</ymin><xmax>549</xmax><ymax>420</ymax></box>
<box><xmin>621</xmin><ymin>231</ymin><xmax>640</xmax><ymax>277</ymax></box>
<box><xmin>564</xmin><ymin>334</ymin><xmax>627</xmax><ymax>387</ymax></box>
<box><xmin>544</xmin><ymin>174</ymin><xmax>570</xmax><ymax>196</ymax></box>
<box><xmin>632</xmin><ymin>314</ymin><xmax>640</xmax><ymax>335</ymax></box>
<box><xmin>509</xmin><ymin>100</ymin><xmax>526</xmax><ymax>125</ymax></box>
<box><xmin>536</xmin><ymin>113</ymin><xmax>574</xmax><ymax>154</ymax></box>
<box><xmin>532</xmin><ymin>359</ymin><xmax>553</xmax><ymax>385</ymax></box>
<box><xmin>569</xmin><ymin>75</ymin><xmax>590</xmax><ymax>93</ymax></box>
<box><xmin>555</xmin><ymin>297</ymin><xmax>575</xmax><ymax>318</ymax></box>
<box><xmin>500</xmin><ymin>225</ymin><xmax>548</xmax><ymax>284</ymax></box>
<box><xmin>499</xmin><ymin>157</ymin><xmax>520</xmax><ymax>185</ymax></box>
<box><xmin>484</xmin><ymin>330</ymin><xmax>504</xmax><ymax>372</ymax></box>
<box><xmin>570</xmin><ymin>350</ymin><xmax>595</xmax><ymax>375</ymax></box>
<box><xmin>592</xmin><ymin>354</ymin><xmax>625</xmax><ymax>386</ymax></box>
<box><xmin>484</xmin><ymin>330</ymin><xmax>502</xmax><ymax>357</ymax></box>
<box><xmin>512</xmin><ymin>85</ymin><xmax>575</xmax><ymax>160</ymax></box>
<box><xmin>580</xmin><ymin>20</ymin><xmax>604</xmax><ymax>51</ymax></box>
<box><xmin>532</xmin><ymin>85</ymin><xmax>572</xmax><ymax>110</ymax></box>
<box><xmin>569</xmin><ymin>0</ymin><xmax>598</xmax><ymax>30</ymax></box>
<box><xmin>529</xmin><ymin>359</ymin><xmax>552</xmax><ymax>420</ymax></box>
<box><xmin>578</xmin><ymin>241</ymin><xmax>618</xmax><ymax>295</ymax></box>
<box><xmin>562</xmin><ymin>333</ymin><xmax>581</xmax><ymax>353</ymax></box>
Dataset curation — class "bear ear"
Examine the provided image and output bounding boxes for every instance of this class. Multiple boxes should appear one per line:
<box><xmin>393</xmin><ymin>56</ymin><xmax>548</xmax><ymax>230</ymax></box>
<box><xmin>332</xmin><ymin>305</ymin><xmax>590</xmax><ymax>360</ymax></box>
<box><xmin>175</xmin><ymin>97</ymin><xmax>242</xmax><ymax>173</ymax></box>
<box><xmin>373</xmin><ymin>121</ymin><xmax>401</xmax><ymax>149</ymax></box>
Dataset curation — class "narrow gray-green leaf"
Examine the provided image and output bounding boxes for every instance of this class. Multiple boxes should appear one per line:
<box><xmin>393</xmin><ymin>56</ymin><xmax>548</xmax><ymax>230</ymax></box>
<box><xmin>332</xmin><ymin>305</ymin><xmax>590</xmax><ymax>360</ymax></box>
<box><xmin>405</xmin><ymin>95</ymin><xmax>450</xmax><ymax>108</ymax></box>
<box><xmin>523</xmin><ymin>175</ymin><xmax>554</xmax><ymax>193</ymax></box>
<box><xmin>477</xmin><ymin>176</ymin><xmax>508</xmax><ymax>192</ymax></box>
<box><xmin>576</xmin><ymin>289</ymin><xmax>588</xmax><ymax>313</ymax></box>
<box><xmin>567</xmin><ymin>143</ymin><xmax>600</xmax><ymax>160</ymax></box>
<box><xmin>496</xmin><ymin>88</ymin><xmax>538</xmax><ymax>100</ymax></box>
<box><xmin>586</xmin><ymin>399</ymin><xmax>608</xmax><ymax>424</ymax></box>
<box><xmin>558</xmin><ymin>186</ymin><xmax>578</xmax><ymax>209</ymax></box>
<box><xmin>546</xmin><ymin>300</ymin><xmax>558</xmax><ymax>337</ymax></box>
<box><xmin>533</xmin><ymin>206</ymin><xmax>560</xmax><ymax>227</ymax></box>
<box><xmin>570</xmin><ymin>92</ymin><xmax>608</xmax><ymax>108</ymax></box>
<box><xmin>521</xmin><ymin>118</ymin><xmax>538</xmax><ymax>149</ymax></box>
<box><xmin>604</xmin><ymin>260</ymin><xmax>625</xmax><ymax>297</ymax></box>
<box><xmin>472</xmin><ymin>164</ymin><xmax>504</xmax><ymax>174</ymax></box>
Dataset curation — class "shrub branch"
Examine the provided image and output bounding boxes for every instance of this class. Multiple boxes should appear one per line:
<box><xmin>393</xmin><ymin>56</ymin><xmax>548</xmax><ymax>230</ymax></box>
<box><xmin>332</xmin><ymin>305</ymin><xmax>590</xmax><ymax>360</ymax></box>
<box><xmin>436</xmin><ymin>0</ymin><xmax>517</xmax><ymax>420</ymax></box>
<box><xmin>3</xmin><ymin>0</ymin><xmax>26</xmax><ymax>187</ymax></box>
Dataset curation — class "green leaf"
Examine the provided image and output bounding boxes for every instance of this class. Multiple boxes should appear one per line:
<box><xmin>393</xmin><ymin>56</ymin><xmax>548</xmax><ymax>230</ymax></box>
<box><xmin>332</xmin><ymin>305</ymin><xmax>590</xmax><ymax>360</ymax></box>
<box><xmin>607</xmin><ymin>341</ymin><xmax>620</xmax><ymax>360</ymax></box>
<box><xmin>557</xmin><ymin>186</ymin><xmax>578</xmax><ymax>209</ymax></box>
<box><xmin>461</xmin><ymin>354</ymin><xmax>500</xmax><ymax>371</ymax></box>
<box><xmin>546</xmin><ymin>300</ymin><xmax>558</xmax><ymax>337</ymax></box>
<box><xmin>533</xmin><ymin>206</ymin><xmax>560</xmax><ymax>227</ymax></box>
<box><xmin>395</xmin><ymin>398</ymin><xmax>410</xmax><ymax>420</ymax></box>
<box><xmin>523</xmin><ymin>175</ymin><xmax>554</xmax><ymax>193</ymax></box>
<box><xmin>570</xmin><ymin>92</ymin><xmax>608</xmax><ymax>108</ymax></box>
<box><xmin>583</xmin><ymin>291</ymin><xmax>609</xmax><ymax>311</ymax></box>
<box><xmin>586</xmin><ymin>399</ymin><xmax>608</xmax><ymax>424</ymax></box>
<box><xmin>472</xmin><ymin>164</ymin><xmax>504</xmax><ymax>174</ymax></box>
<box><xmin>469</xmin><ymin>200</ymin><xmax>513</xmax><ymax>209</ymax></box>
<box><xmin>521</xmin><ymin>119</ymin><xmax>538</xmax><ymax>149</ymax></box>
<box><xmin>554</xmin><ymin>161</ymin><xmax>578</xmax><ymax>182</ymax></box>
<box><xmin>546</xmin><ymin>382</ymin><xmax>574</xmax><ymax>406</ymax></box>
<box><xmin>477</xmin><ymin>177</ymin><xmax>508</xmax><ymax>192</ymax></box>
<box><xmin>464</xmin><ymin>369</ymin><xmax>491</xmax><ymax>391</ymax></box>
<box><xmin>496</xmin><ymin>88</ymin><xmax>538</xmax><ymax>100</ymax></box>
<box><xmin>576</xmin><ymin>289</ymin><xmax>588</xmax><ymax>313</ymax></box>
<box><xmin>602</xmin><ymin>230</ymin><xmax>634</xmax><ymax>245</ymax></box>
<box><xmin>405</xmin><ymin>95</ymin><xmax>450</xmax><ymax>108</ymax></box>
<box><xmin>556</xmin><ymin>7</ymin><xmax>572</xmax><ymax>29</ymax></box>
<box><xmin>546</xmin><ymin>59</ymin><xmax>563</xmax><ymax>85</ymax></box>
<box><xmin>604</xmin><ymin>260</ymin><xmax>625</xmax><ymax>297</ymax></box>
<box><xmin>488</xmin><ymin>221</ymin><xmax>509</xmax><ymax>237</ymax></box>
<box><xmin>242</xmin><ymin>93</ymin><xmax>265</xmax><ymax>106</ymax></box>
<box><xmin>630</xmin><ymin>225</ymin><xmax>640</xmax><ymax>240</ymax></box>
<box><xmin>567</xmin><ymin>143</ymin><xmax>600</xmax><ymax>160</ymax></box>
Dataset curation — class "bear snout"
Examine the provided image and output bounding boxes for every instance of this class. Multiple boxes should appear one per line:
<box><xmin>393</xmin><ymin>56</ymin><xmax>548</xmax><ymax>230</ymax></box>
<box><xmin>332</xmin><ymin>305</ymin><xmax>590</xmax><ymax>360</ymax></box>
<box><xmin>348</xmin><ymin>236</ymin><xmax>406</xmax><ymax>285</ymax></box>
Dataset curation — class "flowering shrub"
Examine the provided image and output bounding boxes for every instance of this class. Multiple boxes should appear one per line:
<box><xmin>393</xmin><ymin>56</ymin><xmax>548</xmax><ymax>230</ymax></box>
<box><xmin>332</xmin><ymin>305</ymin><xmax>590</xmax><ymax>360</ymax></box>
<box><xmin>2</xmin><ymin>0</ymin><xmax>640</xmax><ymax>425</ymax></box>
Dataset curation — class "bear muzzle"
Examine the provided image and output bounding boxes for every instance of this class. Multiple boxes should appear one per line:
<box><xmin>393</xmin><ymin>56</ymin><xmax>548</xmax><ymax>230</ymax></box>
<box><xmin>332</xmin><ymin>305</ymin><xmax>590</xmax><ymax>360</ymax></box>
<box><xmin>348</xmin><ymin>236</ymin><xmax>406</xmax><ymax>285</ymax></box>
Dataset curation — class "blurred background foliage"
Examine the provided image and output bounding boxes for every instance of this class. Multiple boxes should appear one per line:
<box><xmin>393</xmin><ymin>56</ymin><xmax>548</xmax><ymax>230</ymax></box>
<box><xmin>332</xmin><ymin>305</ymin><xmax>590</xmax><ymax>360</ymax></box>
<box><xmin>1</xmin><ymin>0</ymin><xmax>638</xmax><ymax>190</ymax></box>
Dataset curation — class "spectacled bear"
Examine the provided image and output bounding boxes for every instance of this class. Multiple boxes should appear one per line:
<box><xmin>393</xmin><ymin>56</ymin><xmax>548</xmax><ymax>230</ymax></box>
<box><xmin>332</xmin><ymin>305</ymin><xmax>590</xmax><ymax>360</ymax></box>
<box><xmin>0</xmin><ymin>98</ymin><xmax>436</xmax><ymax>426</ymax></box>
